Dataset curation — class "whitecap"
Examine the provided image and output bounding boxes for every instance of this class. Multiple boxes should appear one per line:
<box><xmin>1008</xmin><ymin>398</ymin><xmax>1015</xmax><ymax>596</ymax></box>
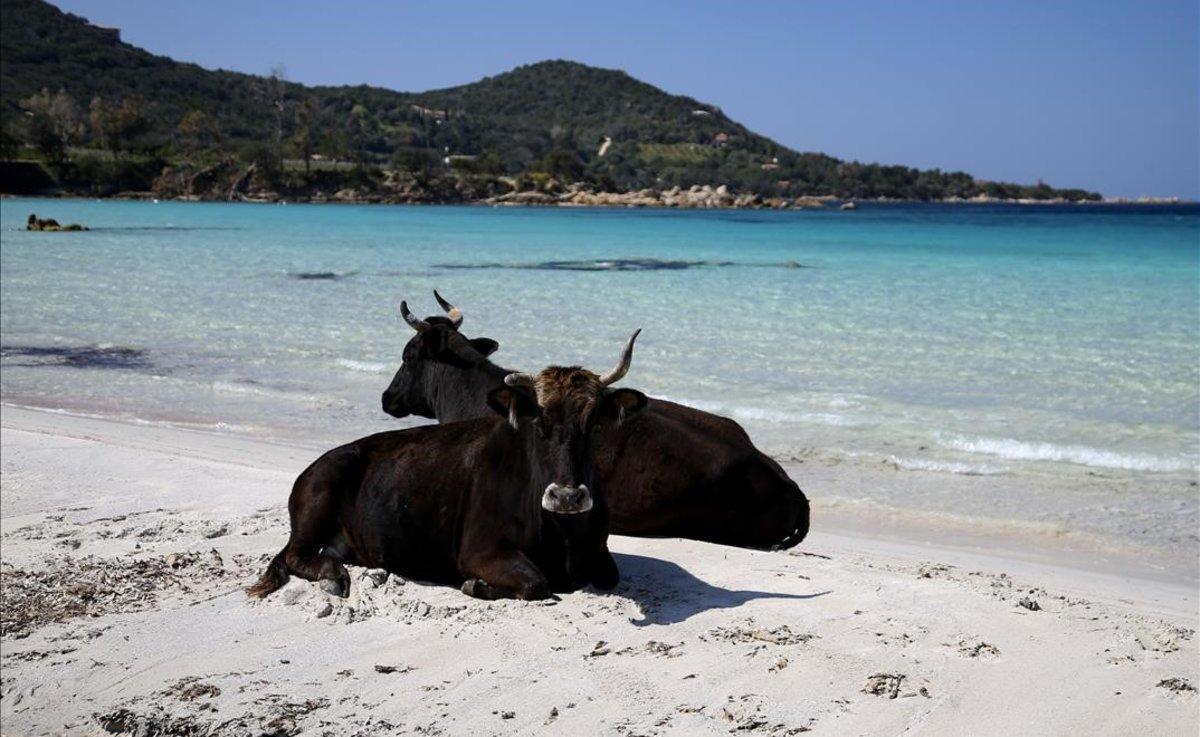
<box><xmin>885</xmin><ymin>455</ymin><xmax>1006</xmax><ymax>476</ymax></box>
<box><xmin>210</xmin><ymin>380</ymin><xmax>327</xmax><ymax>404</ymax></box>
<box><xmin>336</xmin><ymin>358</ymin><xmax>390</xmax><ymax>374</ymax></box>
<box><xmin>938</xmin><ymin>434</ymin><xmax>1195</xmax><ymax>473</ymax></box>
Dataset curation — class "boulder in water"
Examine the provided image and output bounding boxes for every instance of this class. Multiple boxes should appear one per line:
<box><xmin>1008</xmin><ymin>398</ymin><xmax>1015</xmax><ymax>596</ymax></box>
<box><xmin>27</xmin><ymin>213</ymin><xmax>86</xmax><ymax>231</ymax></box>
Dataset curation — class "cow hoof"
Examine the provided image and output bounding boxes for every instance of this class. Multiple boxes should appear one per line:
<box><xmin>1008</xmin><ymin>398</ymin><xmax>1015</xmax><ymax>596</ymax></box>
<box><xmin>319</xmin><ymin>578</ymin><xmax>349</xmax><ymax>598</ymax></box>
<box><xmin>461</xmin><ymin>579</ymin><xmax>484</xmax><ymax>598</ymax></box>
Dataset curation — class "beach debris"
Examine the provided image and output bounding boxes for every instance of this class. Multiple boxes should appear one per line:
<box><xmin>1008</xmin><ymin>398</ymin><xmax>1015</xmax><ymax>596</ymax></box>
<box><xmin>917</xmin><ymin>563</ymin><xmax>953</xmax><ymax>579</ymax></box>
<box><xmin>769</xmin><ymin>657</ymin><xmax>789</xmax><ymax>673</ymax></box>
<box><xmin>709</xmin><ymin>623</ymin><xmax>814</xmax><ymax>646</ymax></box>
<box><xmin>373</xmin><ymin>664</ymin><xmax>414</xmax><ymax>674</ymax></box>
<box><xmin>792</xmin><ymin>550</ymin><xmax>832</xmax><ymax>560</ymax></box>
<box><xmin>1017</xmin><ymin>597</ymin><xmax>1041</xmax><ymax>612</ymax></box>
<box><xmin>588</xmin><ymin>640</ymin><xmax>611</xmax><ymax>657</ymax></box>
<box><xmin>1135</xmin><ymin>624</ymin><xmax>1192</xmax><ymax>653</ymax></box>
<box><xmin>361</xmin><ymin>568</ymin><xmax>390</xmax><ymax>588</ymax></box>
<box><xmin>862</xmin><ymin>673</ymin><xmax>906</xmax><ymax>699</ymax></box>
<box><xmin>96</xmin><ymin>709</ymin><xmax>209</xmax><ymax>736</ymax></box>
<box><xmin>958</xmin><ymin>640</ymin><xmax>1001</xmax><ymax>658</ymax></box>
<box><xmin>500</xmin><ymin>711</ymin><xmax>516</xmax><ymax>719</ymax></box>
<box><xmin>1157</xmin><ymin>678</ymin><xmax>1196</xmax><ymax>695</ymax></box>
<box><xmin>201</xmin><ymin>525</ymin><xmax>229</xmax><ymax>539</ymax></box>
<box><xmin>170</xmin><ymin>680</ymin><xmax>221</xmax><ymax>702</ymax></box>
<box><xmin>545</xmin><ymin>707</ymin><xmax>559</xmax><ymax>725</ymax></box>
<box><xmin>718</xmin><ymin>694</ymin><xmax>810</xmax><ymax>733</ymax></box>
<box><xmin>1</xmin><ymin>553</ymin><xmax>240</xmax><ymax>638</ymax></box>
<box><xmin>314</xmin><ymin>602</ymin><xmax>334</xmax><ymax>618</ymax></box>
<box><xmin>645</xmin><ymin>640</ymin><xmax>684</xmax><ymax>658</ymax></box>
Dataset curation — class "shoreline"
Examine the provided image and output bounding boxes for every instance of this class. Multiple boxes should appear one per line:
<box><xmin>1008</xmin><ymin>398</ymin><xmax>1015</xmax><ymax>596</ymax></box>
<box><xmin>4</xmin><ymin>402</ymin><xmax>1194</xmax><ymax>588</ymax></box>
<box><xmin>4</xmin><ymin>190</ymin><xmax>1192</xmax><ymax>208</ymax></box>
<box><xmin>1</xmin><ymin>404</ymin><xmax>1195</xmax><ymax>735</ymax></box>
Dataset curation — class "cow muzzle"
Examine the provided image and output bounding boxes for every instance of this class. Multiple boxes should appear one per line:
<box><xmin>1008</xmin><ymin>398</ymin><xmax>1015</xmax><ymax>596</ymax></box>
<box><xmin>381</xmin><ymin>390</ymin><xmax>410</xmax><ymax>418</ymax></box>
<box><xmin>542</xmin><ymin>483</ymin><xmax>593</xmax><ymax>514</ymax></box>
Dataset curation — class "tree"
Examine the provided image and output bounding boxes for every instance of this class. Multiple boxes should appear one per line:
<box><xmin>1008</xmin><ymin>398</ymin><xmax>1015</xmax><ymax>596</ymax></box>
<box><xmin>265</xmin><ymin>65</ymin><xmax>287</xmax><ymax>170</ymax></box>
<box><xmin>538</xmin><ymin>148</ymin><xmax>584</xmax><ymax>181</ymax></box>
<box><xmin>89</xmin><ymin>97</ymin><xmax>149</xmax><ymax>158</ymax></box>
<box><xmin>175</xmin><ymin>109</ymin><xmax>220</xmax><ymax>159</ymax></box>
<box><xmin>21</xmin><ymin>88</ymin><xmax>83</xmax><ymax>163</ymax></box>
<box><xmin>346</xmin><ymin>103</ymin><xmax>377</xmax><ymax>169</ymax></box>
<box><xmin>0</xmin><ymin>112</ymin><xmax>19</xmax><ymax>161</ymax></box>
<box><xmin>292</xmin><ymin>98</ymin><xmax>319</xmax><ymax>174</ymax></box>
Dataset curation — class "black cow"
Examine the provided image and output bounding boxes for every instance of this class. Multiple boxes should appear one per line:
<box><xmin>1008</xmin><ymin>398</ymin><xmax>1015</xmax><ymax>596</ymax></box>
<box><xmin>382</xmin><ymin>293</ymin><xmax>809</xmax><ymax>551</ymax></box>
<box><xmin>248</xmin><ymin>335</ymin><xmax>647</xmax><ymax>601</ymax></box>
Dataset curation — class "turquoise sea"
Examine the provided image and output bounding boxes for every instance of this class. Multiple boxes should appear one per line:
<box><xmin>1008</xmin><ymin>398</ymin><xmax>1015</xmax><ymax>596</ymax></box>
<box><xmin>2</xmin><ymin>197</ymin><xmax>1198</xmax><ymax>554</ymax></box>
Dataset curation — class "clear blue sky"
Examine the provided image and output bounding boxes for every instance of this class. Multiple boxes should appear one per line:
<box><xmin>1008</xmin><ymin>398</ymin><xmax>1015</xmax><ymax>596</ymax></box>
<box><xmin>54</xmin><ymin>0</ymin><xmax>1199</xmax><ymax>198</ymax></box>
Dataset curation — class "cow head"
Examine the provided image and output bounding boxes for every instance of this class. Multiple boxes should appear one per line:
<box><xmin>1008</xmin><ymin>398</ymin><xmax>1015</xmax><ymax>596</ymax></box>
<box><xmin>381</xmin><ymin>291</ymin><xmax>500</xmax><ymax>418</ymax></box>
<box><xmin>486</xmin><ymin>331</ymin><xmax>647</xmax><ymax>515</ymax></box>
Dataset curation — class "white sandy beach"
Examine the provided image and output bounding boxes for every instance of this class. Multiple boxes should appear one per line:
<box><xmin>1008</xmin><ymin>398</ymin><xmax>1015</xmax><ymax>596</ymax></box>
<box><xmin>1</xmin><ymin>404</ymin><xmax>1196</xmax><ymax>736</ymax></box>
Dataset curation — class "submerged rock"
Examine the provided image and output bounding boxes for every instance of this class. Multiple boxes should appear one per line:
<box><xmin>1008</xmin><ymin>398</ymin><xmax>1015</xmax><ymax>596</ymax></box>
<box><xmin>26</xmin><ymin>214</ymin><xmax>87</xmax><ymax>231</ymax></box>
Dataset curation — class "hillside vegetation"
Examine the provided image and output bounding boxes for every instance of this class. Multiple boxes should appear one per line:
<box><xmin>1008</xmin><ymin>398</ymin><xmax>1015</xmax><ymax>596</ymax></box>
<box><xmin>0</xmin><ymin>0</ymin><xmax>1100</xmax><ymax>202</ymax></box>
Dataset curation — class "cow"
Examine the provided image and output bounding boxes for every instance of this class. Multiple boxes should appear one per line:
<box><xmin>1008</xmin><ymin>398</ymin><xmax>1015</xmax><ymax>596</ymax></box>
<box><xmin>381</xmin><ymin>293</ymin><xmax>810</xmax><ymax>551</ymax></box>
<box><xmin>247</xmin><ymin>333</ymin><xmax>647</xmax><ymax>601</ymax></box>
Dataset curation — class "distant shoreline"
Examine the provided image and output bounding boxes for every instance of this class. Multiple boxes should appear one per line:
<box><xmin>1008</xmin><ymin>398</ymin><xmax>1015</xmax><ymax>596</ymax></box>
<box><xmin>1</xmin><ymin>189</ymin><xmax>1190</xmax><ymax>208</ymax></box>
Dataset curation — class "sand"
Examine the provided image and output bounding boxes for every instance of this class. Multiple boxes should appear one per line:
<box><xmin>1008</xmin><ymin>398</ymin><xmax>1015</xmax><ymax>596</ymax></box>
<box><xmin>1</xmin><ymin>405</ymin><xmax>1196</xmax><ymax>736</ymax></box>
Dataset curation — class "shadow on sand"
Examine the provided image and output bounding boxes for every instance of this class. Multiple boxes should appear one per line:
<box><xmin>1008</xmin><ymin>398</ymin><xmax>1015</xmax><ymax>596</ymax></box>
<box><xmin>613</xmin><ymin>552</ymin><xmax>828</xmax><ymax>626</ymax></box>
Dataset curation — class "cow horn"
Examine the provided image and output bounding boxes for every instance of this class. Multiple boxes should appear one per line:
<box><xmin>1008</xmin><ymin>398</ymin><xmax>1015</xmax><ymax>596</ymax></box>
<box><xmin>432</xmin><ymin>290</ymin><xmax>463</xmax><ymax>328</ymax></box>
<box><xmin>399</xmin><ymin>301</ymin><xmax>430</xmax><ymax>332</ymax></box>
<box><xmin>504</xmin><ymin>372</ymin><xmax>537</xmax><ymax>388</ymax></box>
<box><xmin>599</xmin><ymin>329</ymin><xmax>641</xmax><ymax>387</ymax></box>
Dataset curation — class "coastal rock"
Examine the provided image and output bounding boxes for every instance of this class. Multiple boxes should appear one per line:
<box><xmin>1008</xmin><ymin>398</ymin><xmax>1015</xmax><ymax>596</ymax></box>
<box><xmin>26</xmin><ymin>214</ymin><xmax>86</xmax><ymax>231</ymax></box>
<box><xmin>228</xmin><ymin>163</ymin><xmax>257</xmax><ymax>201</ymax></box>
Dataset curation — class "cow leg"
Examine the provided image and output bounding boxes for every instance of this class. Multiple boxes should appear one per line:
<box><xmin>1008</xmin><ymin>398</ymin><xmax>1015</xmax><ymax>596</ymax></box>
<box><xmin>589</xmin><ymin>544</ymin><xmax>619</xmax><ymax>590</ymax></box>
<box><xmin>280</xmin><ymin>462</ymin><xmax>354</xmax><ymax>598</ymax></box>
<box><xmin>459</xmin><ymin>551</ymin><xmax>551</xmax><ymax>601</ymax></box>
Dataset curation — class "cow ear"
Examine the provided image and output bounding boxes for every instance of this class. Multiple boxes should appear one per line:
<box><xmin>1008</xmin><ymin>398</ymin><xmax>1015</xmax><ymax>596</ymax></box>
<box><xmin>487</xmin><ymin>386</ymin><xmax>537</xmax><ymax>429</ymax></box>
<box><xmin>468</xmin><ymin>338</ymin><xmax>499</xmax><ymax>357</ymax></box>
<box><xmin>604</xmin><ymin>388</ymin><xmax>647</xmax><ymax>422</ymax></box>
<box><xmin>436</xmin><ymin>331</ymin><xmax>483</xmax><ymax>367</ymax></box>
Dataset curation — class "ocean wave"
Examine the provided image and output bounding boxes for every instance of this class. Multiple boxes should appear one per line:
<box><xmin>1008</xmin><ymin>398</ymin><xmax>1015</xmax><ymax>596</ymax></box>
<box><xmin>885</xmin><ymin>455</ymin><xmax>1006</xmax><ymax>476</ymax></box>
<box><xmin>210</xmin><ymin>380</ymin><xmax>328</xmax><ymax>404</ymax></box>
<box><xmin>658</xmin><ymin>396</ymin><xmax>861</xmax><ymax>427</ymax></box>
<box><xmin>336</xmin><ymin>358</ymin><xmax>391</xmax><ymax>374</ymax></box>
<box><xmin>938</xmin><ymin>434</ymin><xmax>1195</xmax><ymax>473</ymax></box>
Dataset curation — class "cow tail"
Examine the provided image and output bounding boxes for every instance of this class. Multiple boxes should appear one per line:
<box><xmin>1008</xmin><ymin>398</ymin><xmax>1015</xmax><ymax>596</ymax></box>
<box><xmin>246</xmin><ymin>550</ymin><xmax>289</xmax><ymax>598</ymax></box>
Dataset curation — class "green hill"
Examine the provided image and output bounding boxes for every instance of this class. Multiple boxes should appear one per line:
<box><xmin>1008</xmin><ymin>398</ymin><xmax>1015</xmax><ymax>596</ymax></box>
<box><xmin>0</xmin><ymin>0</ymin><xmax>1100</xmax><ymax>201</ymax></box>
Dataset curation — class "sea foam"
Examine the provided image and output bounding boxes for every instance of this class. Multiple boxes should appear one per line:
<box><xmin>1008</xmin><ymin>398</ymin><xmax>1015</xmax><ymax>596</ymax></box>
<box><xmin>886</xmin><ymin>455</ymin><xmax>1006</xmax><ymax>476</ymax></box>
<box><xmin>939</xmin><ymin>434</ymin><xmax>1195</xmax><ymax>473</ymax></box>
<box><xmin>336</xmin><ymin>358</ymin><xmax>391</xmax><ymax>374</ymax></box>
